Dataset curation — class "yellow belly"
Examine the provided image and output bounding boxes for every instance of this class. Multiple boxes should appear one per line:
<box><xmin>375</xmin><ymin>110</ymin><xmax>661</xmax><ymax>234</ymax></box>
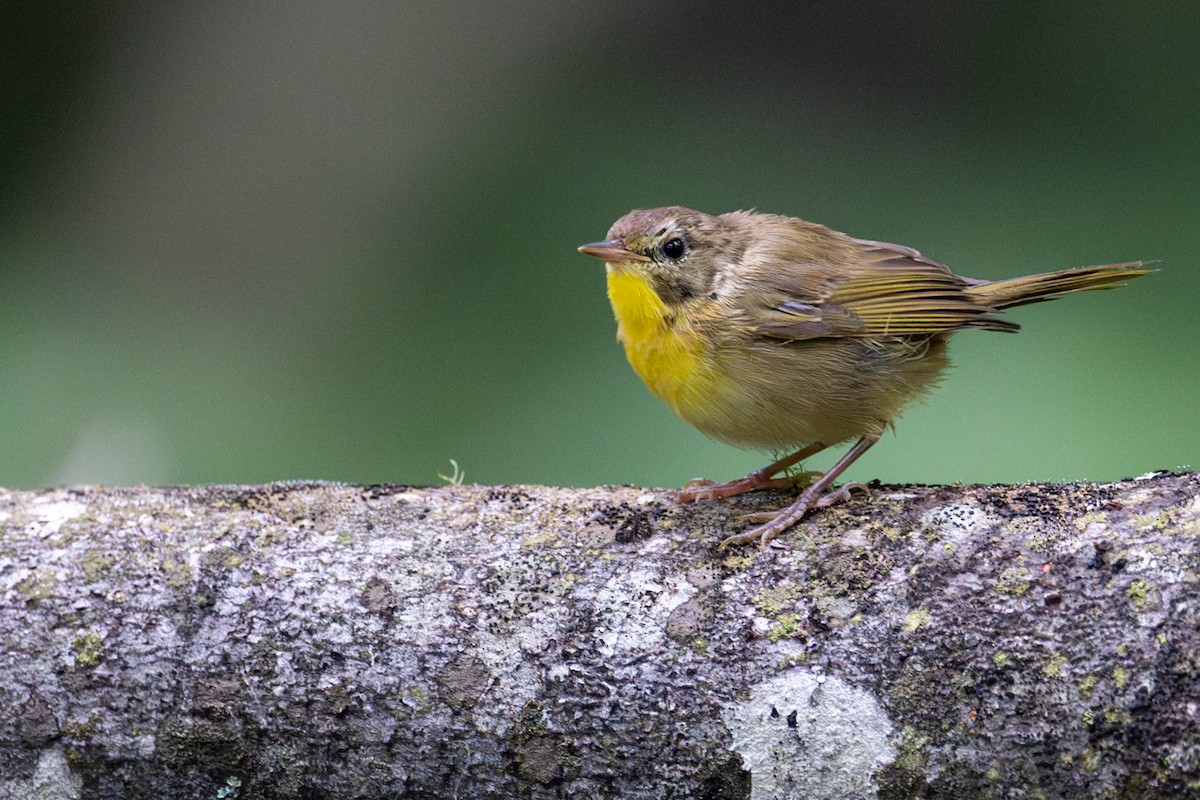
<box><xmin>604</xmin><ymin>268</ymin><xmax>923</xmax><ymax>450</ymax></box>
<box><xmin>606</xmin><ymin>269</ymin><xmax>711</xmax><ymax>419</ymax></box>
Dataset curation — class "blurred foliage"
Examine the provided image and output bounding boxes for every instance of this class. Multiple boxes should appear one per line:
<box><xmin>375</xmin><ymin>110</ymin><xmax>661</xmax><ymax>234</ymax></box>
<box><xmin>0</xmin><ymin>1</ymin><xmax>1194</xmax><ymax>490</ymax></box>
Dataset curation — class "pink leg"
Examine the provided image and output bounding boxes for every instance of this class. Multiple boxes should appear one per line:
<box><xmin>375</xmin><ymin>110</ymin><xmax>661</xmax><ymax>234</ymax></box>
<box><xmin>675</xmin><ymin>442</ymin><xmax>829</xmax><ymax>502</ymax></box>
<box><xmin>718</xmin><ymin>435</ymin><xmax>878</xmax><ymax>550</ymax></box>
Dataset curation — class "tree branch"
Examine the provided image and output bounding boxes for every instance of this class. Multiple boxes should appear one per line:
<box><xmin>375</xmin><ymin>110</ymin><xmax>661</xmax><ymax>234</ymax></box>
<box><xmin>2</xmin><ymin>474</ymin><xmax>1198</xmax><ymax>799</ymax></box>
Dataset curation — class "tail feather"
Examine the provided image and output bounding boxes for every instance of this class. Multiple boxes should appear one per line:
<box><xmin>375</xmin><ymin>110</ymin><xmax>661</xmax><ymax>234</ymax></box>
<box><xmin>968</xmin><ymin>261</ymin><xmax>1154</xmax><ymax>311</ymax></box>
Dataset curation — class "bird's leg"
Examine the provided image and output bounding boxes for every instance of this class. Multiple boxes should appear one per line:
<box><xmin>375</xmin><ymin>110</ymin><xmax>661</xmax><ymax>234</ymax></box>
<box><xmin>718</xmin><ymin>435</ymin><xmax>878</xmax><ymax>550</ymax></box>
<box><xmin>676</xmin><ymin>442</ymin><xmax>828</xmax><ymax>502</ymax></box>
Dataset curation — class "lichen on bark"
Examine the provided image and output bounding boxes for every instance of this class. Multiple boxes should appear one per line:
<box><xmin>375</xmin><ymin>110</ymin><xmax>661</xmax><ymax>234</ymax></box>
<box><xmin>0</xmin><ymin>473</ymin><xmax>1198</xmax><ymax>799</ymax></box>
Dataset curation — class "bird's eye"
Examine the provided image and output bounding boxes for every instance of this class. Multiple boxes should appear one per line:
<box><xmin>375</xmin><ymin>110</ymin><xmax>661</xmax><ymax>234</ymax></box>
<box><xmin>661</xmin><ymin>237</ymin><xmax>686</xmax><ymax>260</ymax></box>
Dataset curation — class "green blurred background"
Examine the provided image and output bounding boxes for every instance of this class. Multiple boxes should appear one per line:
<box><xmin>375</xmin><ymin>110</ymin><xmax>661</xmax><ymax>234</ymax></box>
<box><xmin>1</xmin><ymin>1</ymin><xmax>1195</xmax><ymax>491</ymax></box>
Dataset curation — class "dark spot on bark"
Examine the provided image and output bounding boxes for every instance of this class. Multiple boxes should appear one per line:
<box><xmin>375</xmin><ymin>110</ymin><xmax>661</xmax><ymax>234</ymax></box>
<box><xmin>615</xmin><ymin>508</ymin><xmax>655</xmax><ymax>543</ymax></box>
<box><xmin>876</xmin><ymin>750</ymin><xmax>931</xmax><ymax>800</ymax></box>
<box><xmin>360</xmin><ymin>576</ymin><xmax>398</xmax><ymax>618</ymax></box>
<box><xmin>1043</xmin><ymin>592</ymin><xmax>1062</xmax><ymax>610</ymax></box>
<box><xmin>194</xmin><ymin>677</ymin><xmax>243</xmax><ymax>716</ymax></box>
<box><xmin>786</xmin><ymin>709</ymin><xmax>798</xmax><ymax>728</ymax></box>
<box><xmin>323</xmin><ymin>682</ymin><xmax>359</xmax><ymax>717</ymax></box>
<box><xmin>223</xmin><ymin>487</ymin><xmax>272</xmax><ymax>510</ymax></box>
<box><xmin>437</xmin><ymin>655</ymin><xmax>490</xmax><ymax>709</ymax></box>
<box><xmin>15</xmin><ymin>695</ymin><xmax>58</xmax><ymax>747</ymax></box>
<box><xmin>697</xmin><ymin>754</ymin><xmax>751</xmax><ymax>800</ymax></box>
<box><xmin>666</xmin><ymin>598</ymin><xmax>714</xmax><ymax>641</ymax></box>
<box><xmin>515</xmin><ymin>735</ymin><xmax>563</xmax><ymax>784</ymax></box>
<box><xmin>485</xmin><ymin>488</ymin><xmax>532</xmax><ymax>508</ymax></box>
<box><xmin>361</xmin><ymin>484</ymin><xmax>412</xmax><ymax>500</ymax></box>
<box><xmin>591</xmin><ymin>501</ymin><xmax>663</xmax><ymax>543</ymax></box>
<box><xmin>1089</xmin><ymin>539</ymin><xmax>1116</xmax><ymax>570</ymax></box>
<box><xmin>769</xmin><ymin>705</ymin><xmax>779</xmax><ymax>719</ymax></box>
<box><xmin>1130</xmin><ymin>685</ymin><xmax>1153</xmax><ymax>713</ymax></box>
<box><xmin>0</xmin><ymin>745</ymin><xmax>40</xmax><ymax>781</ymax></box>
<box><xmin>156</xmin><ymin>715</ymin><xmax>242</xmax><ymax>769</ymax></box>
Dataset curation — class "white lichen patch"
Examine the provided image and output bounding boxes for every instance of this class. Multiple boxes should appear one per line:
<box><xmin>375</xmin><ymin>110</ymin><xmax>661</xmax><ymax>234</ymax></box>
<box><xmin>1187</xmin><ymin>493</ymin><xmax>1200</xmax><ymax>517</ymax></box>
<box><xmin>468</xmin><ymin>602</ymin><xmax>569</xmax><ymax>736</ymax></box>
<box><xmin>587</xmin><ymin>567</ymin><xmax>697</xmax><ymax>659</ymax></box>
<box><xmin>28</xmin><ymin>496</ymin><xmax>88</xmax><ymax>538</ymax></box>
<box><xmin>472</xmin><ymin>662</ymin><xmax>543</xmax><ymax>737</ymax></box>
<box><xmin>878</xmin><ymin>492</ymin><xmax>919</xmax><ymax>501</ymax></box>
<box><xmin>722</xmin><ymin>670</ymin><xmax>896</xmax><ymax>800</ymax></box>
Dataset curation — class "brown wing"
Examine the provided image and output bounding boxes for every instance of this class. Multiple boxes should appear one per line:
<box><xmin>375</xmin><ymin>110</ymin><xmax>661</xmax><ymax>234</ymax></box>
<box><xmin>752</xmin><ymin>238</ymin><xmax>1018</xmax><ymax>340</ymax></box>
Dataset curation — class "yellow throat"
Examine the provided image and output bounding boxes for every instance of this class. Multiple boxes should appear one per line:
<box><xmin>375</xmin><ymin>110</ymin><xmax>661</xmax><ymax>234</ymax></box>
<box><xmin>605</xmin><ymin>267</ymin><xmax>708</xmax><ymax>415</ymax></box>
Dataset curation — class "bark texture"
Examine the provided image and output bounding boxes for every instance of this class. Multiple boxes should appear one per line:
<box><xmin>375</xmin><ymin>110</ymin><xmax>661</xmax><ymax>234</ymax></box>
<box><xmin>1</xmin><ymin>474</ymin><xmax>1199</xmax><ymax>799</ymax></box>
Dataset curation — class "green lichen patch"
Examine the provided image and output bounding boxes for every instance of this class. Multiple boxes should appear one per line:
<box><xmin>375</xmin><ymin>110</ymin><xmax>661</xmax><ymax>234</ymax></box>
<box><xmin>1126</xmin><ymin>578</ymin><xmax>1156</xmax><ymax>610</ymax></box>
<box><xmin>808</xmin><ymin>536</ymin><xmax>896</xmax><ymax>597</ymax></box>
<box><xmin>60</xmin><ymin>716</ymin><xmax>98</xmax><ymax>740</ymax></box>
<box><xmin>751</xmin><ymin>584</ymin><xmax>802</xmax><ymax>616</ymax></box>
<box><xmin>160</xmin><ymin>553</ymin><xmax>194</xmax><ymax>590</ymax></box>
<box><xmin>903</xmin><ymin>607</ymin><xmax>931</xmax><ymax>633</ymax></box>
<box><xmin>722</xmin><ymin>553</ymin><xmax>753</xmax><ymax>570</ymax></box>
<box><xmin>767</xmin><ymin>613</ymin><xmax>805</xmax><ymax>642</ymax></box>
<box><xmin>1072</xmin><ymin>511</ymin><xmax>1110</xmax><ymax>533</ymax></box>
<box><xmin>15</xmin><ymin>568</ymin><xmax>58</xmax><ymax>602</ymax></box>
<box><xmin>72</xmin><ymin>632</ymin><xmax>104</xmax><ymax>667</ymax></box>
<box><xmin>79</xmin><ymin>551</ymin><xmax>117</xmax><ymax>583</ymax></box>
<box><xmin>996</xmin><ymin>566</ymin><xmax>1032</xmax><ymax>597</ymax></box>
<box><xmin>200</xmin><ymin>545</ymin><xmax>245</xmax><ymax>571</ymax></box>
<box><xmin>877</xmin><ymin>724</ymin><xmax>930</xmax><ymax>798</ymax></box>
<box><xmin>1042</xmin><ymin>652</ymin><xmax>1068</xmax><ymax>678</ymax></box>
<box><xmin>1130</xmin><ymin>511</ymin><xmax>1173</xmax><ymax>532</ymax></box>
<box><xmin>520</xmin><ymin>529</ymin><xmax>560</xmax><ymax>550</ymax></box>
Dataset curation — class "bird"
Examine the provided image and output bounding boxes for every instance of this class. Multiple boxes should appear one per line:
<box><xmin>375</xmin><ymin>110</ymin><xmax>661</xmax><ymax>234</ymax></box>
<box><xmin>578</xmin><ymin>206</ymin><xmax>1151</xmax><ymax>549</ymax></box>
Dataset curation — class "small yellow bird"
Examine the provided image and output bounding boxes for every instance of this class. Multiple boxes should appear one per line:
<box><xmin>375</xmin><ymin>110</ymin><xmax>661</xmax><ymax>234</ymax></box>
<box><xmin>579</xmin><ymin>206</ymin><xmax>1151</xmax><ymax>549</ymax></box>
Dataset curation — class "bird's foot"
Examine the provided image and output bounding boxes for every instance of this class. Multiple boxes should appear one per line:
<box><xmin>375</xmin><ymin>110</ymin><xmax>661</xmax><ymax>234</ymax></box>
<box><xmin>814</xmin><ymin>482</ymin><xmax>869</xmax><ymax>509</ymax></box>
<box><xmin>718</xmin><ymin>482</ymin><xmax>869</xmax><ymax>550</ymax></box>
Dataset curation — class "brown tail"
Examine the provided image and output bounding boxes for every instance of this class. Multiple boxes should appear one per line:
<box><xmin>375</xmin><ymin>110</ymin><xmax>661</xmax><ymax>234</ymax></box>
<box><xmin>968</xmin><ymin>261</ymin><xmax>1153</xmax><ymax>311</ymax></box>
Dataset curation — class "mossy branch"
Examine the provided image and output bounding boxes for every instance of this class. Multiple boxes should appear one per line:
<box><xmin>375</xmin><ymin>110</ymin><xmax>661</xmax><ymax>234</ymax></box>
<box><xmin>1</xmin><ymin>474</ymin><xmax>1199</xmax><ymax>799</ymax></box>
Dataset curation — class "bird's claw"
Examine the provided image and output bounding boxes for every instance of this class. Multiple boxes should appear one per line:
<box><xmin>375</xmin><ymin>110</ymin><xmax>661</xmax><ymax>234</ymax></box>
<box><xmin>718</xmin><ymin>481</ymin><xmax>869</xmax><ymax>550</ymax></box>
<box><xmin>674</xmin><ymin>478</ymin><xmax>719</xmax><ymax>502</ymax></box>
<box><xmin>814</xmin><ymin>482</ymin><xmax>869</xmax><ymax>508</ymax></box>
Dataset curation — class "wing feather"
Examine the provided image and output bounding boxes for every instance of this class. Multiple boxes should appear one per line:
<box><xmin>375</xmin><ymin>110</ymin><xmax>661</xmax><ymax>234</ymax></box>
<box><xmin>751</xmin><ymin>237</ymin><xmax>1018</xmax><ymax>340</ymax></box>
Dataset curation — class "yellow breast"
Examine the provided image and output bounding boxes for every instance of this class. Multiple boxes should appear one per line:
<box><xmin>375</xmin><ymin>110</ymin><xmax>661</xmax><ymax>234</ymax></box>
<box><xmin>606</xmin><ymin>268</ymin><xmax>711</xmax><ymax>417</ymax></box>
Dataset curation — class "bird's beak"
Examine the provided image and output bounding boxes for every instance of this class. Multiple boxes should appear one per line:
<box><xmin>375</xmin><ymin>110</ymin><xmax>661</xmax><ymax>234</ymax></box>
<box><xmin>577</xmin><ymin>240</ymin><xmax>651</xmax><ymax>263</ymax></box>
